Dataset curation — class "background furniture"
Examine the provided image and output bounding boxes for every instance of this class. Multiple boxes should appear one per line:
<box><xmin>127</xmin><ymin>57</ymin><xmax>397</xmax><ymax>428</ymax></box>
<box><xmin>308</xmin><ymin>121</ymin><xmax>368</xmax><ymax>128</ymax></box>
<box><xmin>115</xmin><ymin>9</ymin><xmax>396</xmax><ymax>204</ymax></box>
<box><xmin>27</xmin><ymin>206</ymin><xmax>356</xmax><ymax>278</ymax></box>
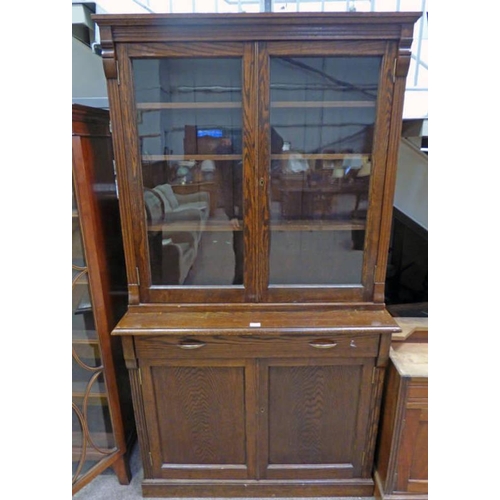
<box><xmin>374</xmin><ymin>338</ymin><xmax>428</xmax><ymax>499</ymax></box>
<box><xmin>93</xmin><ymin>12</ymin><xmax>420</xmax><ymax>497</ymax></box>
<box><xmin>72</xmin><ymin>104</ymin><xmax>135</xmax><ymax>494</ymax></box>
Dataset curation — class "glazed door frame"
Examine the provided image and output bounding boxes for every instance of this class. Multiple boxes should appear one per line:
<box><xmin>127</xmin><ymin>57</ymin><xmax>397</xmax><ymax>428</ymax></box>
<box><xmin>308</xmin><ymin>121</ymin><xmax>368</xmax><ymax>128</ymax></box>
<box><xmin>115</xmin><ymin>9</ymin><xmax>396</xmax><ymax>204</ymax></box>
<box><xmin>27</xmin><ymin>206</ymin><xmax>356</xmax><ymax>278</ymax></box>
<box><xmin>110</xmin><ymin>39</ymin><xmax>399</xmax><ymax>305</ymax></box>
<box><xmin>113</xmin><ymin>41</ymin><xmax>255</xmax><ymax>304</ymax></box>
<box><xmin>259</xmin><ymin>40</ymin><xmax>398</xmax><ymax>304</ymax></box>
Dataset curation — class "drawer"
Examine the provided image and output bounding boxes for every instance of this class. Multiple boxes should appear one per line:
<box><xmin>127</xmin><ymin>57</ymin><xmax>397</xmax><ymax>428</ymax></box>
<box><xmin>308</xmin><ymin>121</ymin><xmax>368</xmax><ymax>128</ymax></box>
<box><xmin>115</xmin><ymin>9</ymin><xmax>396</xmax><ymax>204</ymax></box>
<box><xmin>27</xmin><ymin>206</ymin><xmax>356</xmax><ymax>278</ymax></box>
<box><xmin>135</xmin><ymin>333</ymin><xmax>380</xmax><ymax>360</ymax></box>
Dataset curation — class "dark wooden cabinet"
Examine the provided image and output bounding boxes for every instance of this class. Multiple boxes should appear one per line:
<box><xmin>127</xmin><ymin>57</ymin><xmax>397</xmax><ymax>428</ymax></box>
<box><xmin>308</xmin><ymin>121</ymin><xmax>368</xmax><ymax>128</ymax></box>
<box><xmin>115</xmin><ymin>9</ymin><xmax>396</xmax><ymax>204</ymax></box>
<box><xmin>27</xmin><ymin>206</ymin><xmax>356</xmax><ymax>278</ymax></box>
<box><xmin>93</xmin><ymin>12</ymin><xmax>420</xmax><ymax>497</ymax></box>
<box><xmin>72</xmin><ymin>104</ymin><xmax>135</xmax><ymax>494</ymax></box>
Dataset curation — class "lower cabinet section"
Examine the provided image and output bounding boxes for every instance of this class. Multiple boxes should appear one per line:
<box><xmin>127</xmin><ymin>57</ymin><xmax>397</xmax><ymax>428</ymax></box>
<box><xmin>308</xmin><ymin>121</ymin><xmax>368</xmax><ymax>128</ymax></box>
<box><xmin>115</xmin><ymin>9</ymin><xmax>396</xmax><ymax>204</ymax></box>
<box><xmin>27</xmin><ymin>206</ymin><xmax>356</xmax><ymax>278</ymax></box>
<box><xmin>123</xmin><ymin>329</ymin><xmax>390</xmax><ymax>497</ymax></box>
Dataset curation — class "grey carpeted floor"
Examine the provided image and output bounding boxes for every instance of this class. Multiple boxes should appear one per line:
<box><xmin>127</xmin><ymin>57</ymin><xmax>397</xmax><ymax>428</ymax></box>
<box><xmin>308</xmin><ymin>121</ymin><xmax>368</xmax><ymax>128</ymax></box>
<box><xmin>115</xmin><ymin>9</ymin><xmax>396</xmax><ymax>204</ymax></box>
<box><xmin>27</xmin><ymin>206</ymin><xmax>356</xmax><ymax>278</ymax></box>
<box><xmin>74</xmin><ymin>443</ymin><xmax>375</xmax><ymax>500</ymax></box>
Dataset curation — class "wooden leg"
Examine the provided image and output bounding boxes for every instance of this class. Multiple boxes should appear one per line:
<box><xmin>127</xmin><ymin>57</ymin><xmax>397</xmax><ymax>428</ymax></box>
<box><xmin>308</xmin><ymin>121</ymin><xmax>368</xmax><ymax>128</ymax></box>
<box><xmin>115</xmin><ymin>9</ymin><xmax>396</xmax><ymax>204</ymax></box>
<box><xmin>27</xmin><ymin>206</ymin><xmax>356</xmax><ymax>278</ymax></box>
<box><xmin>112</xmin><ymin>455</ymin><xmax>132</xmax><ymax>485</ymax></box>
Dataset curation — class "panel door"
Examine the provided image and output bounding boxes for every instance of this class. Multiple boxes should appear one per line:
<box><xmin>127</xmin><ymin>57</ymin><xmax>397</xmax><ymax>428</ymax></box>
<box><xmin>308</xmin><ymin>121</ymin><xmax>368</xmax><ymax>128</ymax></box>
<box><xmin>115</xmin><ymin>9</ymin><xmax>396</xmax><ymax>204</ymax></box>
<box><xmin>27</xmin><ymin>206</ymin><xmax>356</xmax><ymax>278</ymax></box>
<box><xmin>259</xmin><ymin>357</ymin><xmax>376</xmax><ymax>480</ymax></box>
<box><xmin>116</xmin><ymin>41</ymin><xmax>262</xmax><ymax>304</ymax></box>
<box><xmin>396</xmin><ymin>398</ymin><xmax>428</xmax><ymax>494</ymax></box>
<box><xmin>140</xmin><ymin>358</ymin><xmax>257</xmax><ymax>480</ymax></box>
<box><xmin>260</xmin><ymin>41</ymin><xmax>397</xmax><ymax>303</ymax></box>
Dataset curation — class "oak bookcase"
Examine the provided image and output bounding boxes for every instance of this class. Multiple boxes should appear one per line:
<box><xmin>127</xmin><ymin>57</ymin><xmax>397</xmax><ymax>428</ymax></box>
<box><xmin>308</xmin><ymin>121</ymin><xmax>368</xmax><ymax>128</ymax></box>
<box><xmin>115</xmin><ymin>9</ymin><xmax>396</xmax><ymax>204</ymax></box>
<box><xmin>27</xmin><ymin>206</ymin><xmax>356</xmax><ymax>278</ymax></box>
<box><xmin>93</xmin><ymin>12</ymin><xmax>420</xmax><ymax>497</ymax></box>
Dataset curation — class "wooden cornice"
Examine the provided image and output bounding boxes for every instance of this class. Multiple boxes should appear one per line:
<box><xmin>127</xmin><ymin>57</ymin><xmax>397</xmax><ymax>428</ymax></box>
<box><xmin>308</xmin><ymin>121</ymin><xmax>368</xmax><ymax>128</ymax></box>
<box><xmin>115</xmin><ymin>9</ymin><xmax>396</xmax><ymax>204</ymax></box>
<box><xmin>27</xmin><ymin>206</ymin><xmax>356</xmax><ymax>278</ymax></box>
<box><xmin>92</xmin><ymin>12</ymin><xmax>422</xmax><ymax>45</ymax></box>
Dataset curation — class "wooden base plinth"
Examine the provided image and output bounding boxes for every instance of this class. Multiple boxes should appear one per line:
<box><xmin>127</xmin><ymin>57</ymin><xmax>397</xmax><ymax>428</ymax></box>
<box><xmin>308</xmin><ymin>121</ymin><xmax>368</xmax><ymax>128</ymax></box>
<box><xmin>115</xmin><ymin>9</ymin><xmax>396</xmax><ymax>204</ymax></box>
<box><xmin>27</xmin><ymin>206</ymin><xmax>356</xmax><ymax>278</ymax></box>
<box><xmin>374</xmin><ymin>470</ymin><xmax>428</xmax><ymax>500</ymax></box>
<box><xmin>142</xmin><ymin>478</ymin><xmax>375</xmax><ymax>497</ymax></box>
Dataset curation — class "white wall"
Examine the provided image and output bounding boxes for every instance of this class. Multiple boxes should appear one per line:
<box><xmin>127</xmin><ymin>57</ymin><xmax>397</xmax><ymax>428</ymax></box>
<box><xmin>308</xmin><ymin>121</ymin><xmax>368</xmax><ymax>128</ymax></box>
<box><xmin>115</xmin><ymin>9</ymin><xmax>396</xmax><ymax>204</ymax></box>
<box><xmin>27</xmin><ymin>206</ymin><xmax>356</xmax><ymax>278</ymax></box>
<box><xmin>72</xmin><ymin>37</ymin><xmax>109</xmax><ymax>108</ymax></box>
<box><xmin>393</xmin><ymin>138</ymin><xmax>428</xmax><ymax>230</ymax></box>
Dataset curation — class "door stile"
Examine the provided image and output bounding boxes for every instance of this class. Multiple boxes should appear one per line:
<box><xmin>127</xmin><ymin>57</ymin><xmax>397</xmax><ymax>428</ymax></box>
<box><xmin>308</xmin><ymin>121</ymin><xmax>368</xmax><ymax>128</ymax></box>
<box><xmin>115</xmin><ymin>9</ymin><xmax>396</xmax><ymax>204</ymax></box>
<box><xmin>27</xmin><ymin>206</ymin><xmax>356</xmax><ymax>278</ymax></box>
<box><xmin>256</xmin><ymin>358</ymin><xmax>270</xmax><ymax>479</ymax></box>
<box><xmin>373</xmin><ymin>41</ymin><xmax>412</xmax><ymax>301</ymax></box>
<box><xmin>105</xmin><ymin>44</ymin><xmax>144</xmax><ymax>304</ymax></box>
<box><xmin>351</xmin><ymin>359</ymin><xmax>378</xmax><ymax>477</ymax></box>
<box><xmin>138</xmin><ymin>362</ymin><xmax>162</xmax><ymax>476</ymax></box>
<box><xmin>256</xmin><ymin>42</ymin><xmax>271</xmax><ymax>302</ymax></box>
<box><xmin>117</xmin><ymin>44</ymin><xmax>153</xmax><ymax>302</ymax></box>
<box><xmin>361</xmin><ymin>42</ymin><xmax>398</xmax><ymax>301</ymax></box>
<box><xmin>243</xmin><ymin>42</ymin><xmax>261</xmax><ymax>302</ymax></box>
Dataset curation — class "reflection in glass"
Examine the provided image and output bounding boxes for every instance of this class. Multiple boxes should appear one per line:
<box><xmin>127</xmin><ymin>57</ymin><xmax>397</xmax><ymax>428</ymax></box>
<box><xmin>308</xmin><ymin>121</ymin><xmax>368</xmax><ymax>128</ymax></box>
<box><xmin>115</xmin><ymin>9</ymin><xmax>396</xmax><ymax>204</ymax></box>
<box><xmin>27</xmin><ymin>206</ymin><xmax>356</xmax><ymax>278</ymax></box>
<box><xmin>269</xmin><ymin>56</ymin><xmax>381</xmax><ymax>285</ymax></box>
<box><xmin>72</xmin><ymin>198</ymin><xmax>97</xmax><ymax>341</ymax></box>
<box><xmin>133</xmin><ymin>58</ymin><xmax>244</xmax><ymax>286</ymax></box>
<box><xmin>72</xmin><ymin>185</ymin><xmax>116</xmax><ymax>485</ymax></box>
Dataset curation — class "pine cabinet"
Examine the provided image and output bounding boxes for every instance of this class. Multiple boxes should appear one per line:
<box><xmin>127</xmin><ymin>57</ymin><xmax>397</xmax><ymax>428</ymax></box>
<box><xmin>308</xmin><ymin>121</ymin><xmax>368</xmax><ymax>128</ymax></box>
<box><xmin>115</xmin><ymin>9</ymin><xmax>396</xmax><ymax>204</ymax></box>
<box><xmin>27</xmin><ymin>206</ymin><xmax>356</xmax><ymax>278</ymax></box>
<box><xmin>374</xmin><ymin>342</ymin><xmax>428</xmax><ymax>499</ymax></box>
<box><xmin>93</xmin><ymin>12</ymin><xmax>420</xmax><ymax>497</ymax></box>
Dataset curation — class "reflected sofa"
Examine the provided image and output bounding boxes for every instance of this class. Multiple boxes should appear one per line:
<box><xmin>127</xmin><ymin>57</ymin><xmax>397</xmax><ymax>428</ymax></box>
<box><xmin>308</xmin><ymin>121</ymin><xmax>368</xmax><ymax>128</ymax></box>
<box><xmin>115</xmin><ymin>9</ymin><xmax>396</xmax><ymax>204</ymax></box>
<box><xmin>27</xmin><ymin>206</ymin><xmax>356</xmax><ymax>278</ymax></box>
<box><xmin>144</xmin><ymin>184</ymin><xmax>210</xmax><ymax>284</ymax></box>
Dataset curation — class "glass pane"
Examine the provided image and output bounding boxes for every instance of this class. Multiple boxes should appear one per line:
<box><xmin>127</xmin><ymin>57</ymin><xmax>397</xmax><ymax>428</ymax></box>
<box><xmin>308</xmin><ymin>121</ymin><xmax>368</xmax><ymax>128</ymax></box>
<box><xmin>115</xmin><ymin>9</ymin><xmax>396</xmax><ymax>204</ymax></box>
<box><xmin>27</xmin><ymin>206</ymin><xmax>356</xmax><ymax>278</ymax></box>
<box><xmin>72</xmin><ymin>190</ymin><xmax>97</xmax><ymax>341</ymax></box>
<box><xmin>72</xmin><ymin>369</ymin><xmax>116</xmax><ymax>483</ymax></box>
<box><xmin>269</xmin><ymin>56</ymin><xmax>381</xmax><ymax>285</ymax></box>
<box><xmin>72</xmin><ymin>183</ymin><xmax>116</xmax><ymax>485</ymax></box>
<box><xmin>133</xmin><ymin>58</ymin><xmax>244</xmax><ymax>286</ymax></box>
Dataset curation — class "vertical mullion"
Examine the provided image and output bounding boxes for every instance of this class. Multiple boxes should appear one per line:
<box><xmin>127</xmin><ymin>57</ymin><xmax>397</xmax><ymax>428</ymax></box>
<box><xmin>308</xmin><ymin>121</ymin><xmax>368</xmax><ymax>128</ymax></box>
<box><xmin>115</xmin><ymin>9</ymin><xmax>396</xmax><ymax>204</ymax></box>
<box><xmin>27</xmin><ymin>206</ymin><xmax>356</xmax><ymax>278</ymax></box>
<box><xmin>242</xmin><ymin>41</ymin><xmax>271</xmax><ymax>302</ymax></box>
<box><xmin>257</xmin><ymin>42</ymin><xmax>270</xmax><ymax>300</ymax></box>
<box><xmin>242</xmin><ymin>42</ymin><xmax>259</xmax><ymax>301</ymax></box>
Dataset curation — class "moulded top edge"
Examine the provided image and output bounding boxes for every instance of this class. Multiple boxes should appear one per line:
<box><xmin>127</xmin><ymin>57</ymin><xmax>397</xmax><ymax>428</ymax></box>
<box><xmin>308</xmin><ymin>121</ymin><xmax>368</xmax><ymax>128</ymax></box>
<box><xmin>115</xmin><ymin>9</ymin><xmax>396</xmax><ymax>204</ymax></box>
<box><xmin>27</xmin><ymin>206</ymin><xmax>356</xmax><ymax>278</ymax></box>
<box><xmin>112</xmin><ymin>326</ymin><xmax>401</xmax><ymax>337</ymax></box>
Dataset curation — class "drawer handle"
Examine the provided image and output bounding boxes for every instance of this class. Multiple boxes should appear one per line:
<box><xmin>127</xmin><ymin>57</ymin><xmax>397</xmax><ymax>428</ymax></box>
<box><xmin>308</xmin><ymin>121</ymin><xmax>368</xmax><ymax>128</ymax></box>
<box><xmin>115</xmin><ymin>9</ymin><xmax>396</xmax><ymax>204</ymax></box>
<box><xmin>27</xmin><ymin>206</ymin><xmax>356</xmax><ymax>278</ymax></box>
<box><xmin>178</xmin><ymin>341</ymin><xmax>206</xmax><ymax>350</ymax></box>
<box><xmin>309</xmin><ymin>341</ymin><xmax>338</xmax><ymax>349</ymax></box>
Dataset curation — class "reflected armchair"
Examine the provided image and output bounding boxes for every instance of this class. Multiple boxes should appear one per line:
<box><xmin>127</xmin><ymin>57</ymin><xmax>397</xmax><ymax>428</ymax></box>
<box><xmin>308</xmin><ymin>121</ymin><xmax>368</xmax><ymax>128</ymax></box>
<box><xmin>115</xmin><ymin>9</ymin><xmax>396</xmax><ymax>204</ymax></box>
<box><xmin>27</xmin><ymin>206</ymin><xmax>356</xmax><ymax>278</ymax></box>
<box><xmin>144</xmin><ymin>187</ymin><xmax>207</xmax><ymax>285</ymax></box>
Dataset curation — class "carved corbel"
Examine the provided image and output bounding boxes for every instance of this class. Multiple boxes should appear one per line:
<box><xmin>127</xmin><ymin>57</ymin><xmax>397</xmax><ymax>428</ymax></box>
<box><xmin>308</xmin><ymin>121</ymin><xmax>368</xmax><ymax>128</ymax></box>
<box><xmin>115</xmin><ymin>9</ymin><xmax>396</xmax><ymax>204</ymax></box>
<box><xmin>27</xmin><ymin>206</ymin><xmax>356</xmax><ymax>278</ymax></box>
<box><xmin>394</xmin><ymin>24</ymin><xmax>415</xmax><ymax>79</ymax></box>
<box><xmin>99</xmin><ymin>25</ymin><xmax>118</xmax><ymax>80</ymax></box>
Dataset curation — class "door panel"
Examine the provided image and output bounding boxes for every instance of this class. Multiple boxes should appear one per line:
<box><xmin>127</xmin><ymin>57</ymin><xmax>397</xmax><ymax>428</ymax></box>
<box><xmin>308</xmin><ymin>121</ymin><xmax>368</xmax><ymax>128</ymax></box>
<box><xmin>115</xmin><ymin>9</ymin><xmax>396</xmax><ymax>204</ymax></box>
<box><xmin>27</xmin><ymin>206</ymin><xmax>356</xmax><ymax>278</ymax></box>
<box><xmin>397</xmin><ymin>405</ymin><xmax>428</xmax><ymax>494</ymax></box>
<box><xmin>141</xmin><ymin>359</ymin><xmax>256</xmax><ymax>479</ymax></box>
<box><xmin>259</xmin><ymin>357</ymin><xmax>375</xmax><ymax>480</ymax></box>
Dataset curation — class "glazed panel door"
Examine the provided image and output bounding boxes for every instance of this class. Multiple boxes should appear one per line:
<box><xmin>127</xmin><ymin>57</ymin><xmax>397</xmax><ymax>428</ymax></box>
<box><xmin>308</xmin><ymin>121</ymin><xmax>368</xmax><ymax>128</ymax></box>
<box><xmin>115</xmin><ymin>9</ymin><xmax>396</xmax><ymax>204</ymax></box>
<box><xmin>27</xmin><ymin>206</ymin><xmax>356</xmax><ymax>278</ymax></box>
<box><xmin>260</xmin><ymin>41</ymin><xmax>397</xmax><ymax>303</ymax></box>
<box><xmin>114</xmin><ymin>39</ymin><xmax>397</xmax><ymax>304</ymax></box>
<box><xmin>115</xmin><ymin>42</ymin><xmax>261</xmax><ymax>304</ymax></box>
<box><xmin>258</xmin><ymin>357</ymin><xmax>376</xmax><ymax>480</ymax></box>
